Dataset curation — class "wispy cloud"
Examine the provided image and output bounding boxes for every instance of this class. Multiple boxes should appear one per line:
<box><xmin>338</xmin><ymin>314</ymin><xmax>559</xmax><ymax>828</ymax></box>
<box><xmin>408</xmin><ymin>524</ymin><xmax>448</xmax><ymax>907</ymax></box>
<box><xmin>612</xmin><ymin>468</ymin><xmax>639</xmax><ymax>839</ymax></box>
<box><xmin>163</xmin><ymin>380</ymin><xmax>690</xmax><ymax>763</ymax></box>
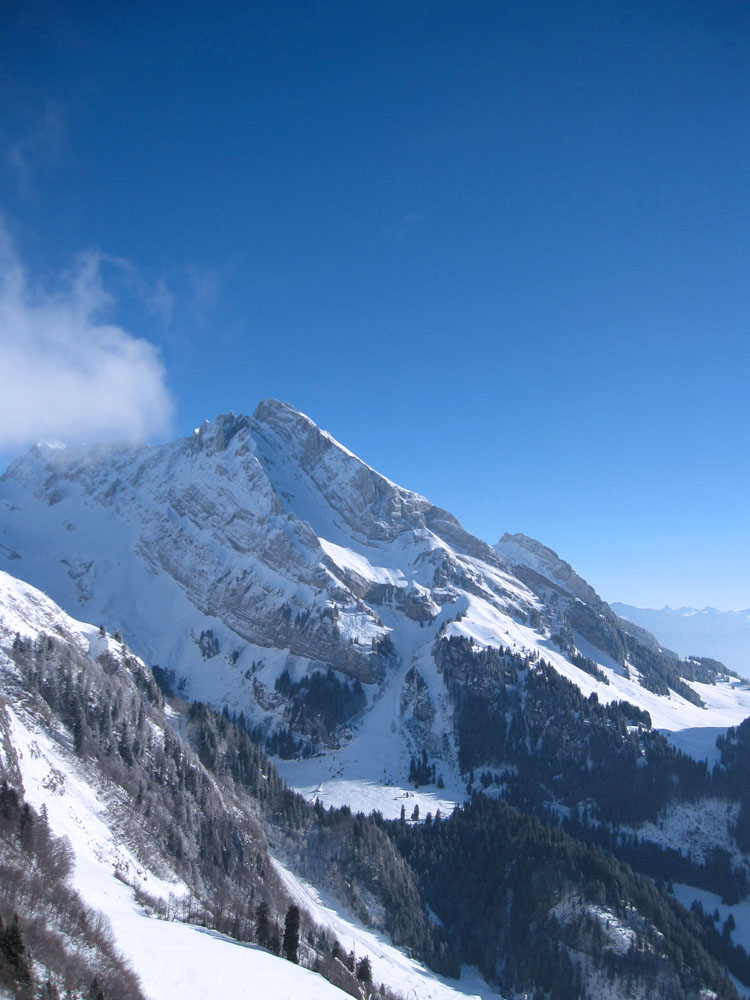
<box><xmin>0</xmin><ymin>226</ymin><xmax>173</xmax><ymax>452</ymax></box>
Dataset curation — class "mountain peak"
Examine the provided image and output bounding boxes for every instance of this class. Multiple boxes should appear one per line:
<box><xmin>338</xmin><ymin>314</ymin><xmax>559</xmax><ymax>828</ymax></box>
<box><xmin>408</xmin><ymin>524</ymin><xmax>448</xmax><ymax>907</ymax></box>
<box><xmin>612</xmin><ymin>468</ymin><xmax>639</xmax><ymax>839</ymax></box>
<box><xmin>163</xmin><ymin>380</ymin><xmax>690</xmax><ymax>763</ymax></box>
<box><xmin>252</xmin><ymin>398</ymin><xmax>364</xmax><ymax>467</ymax></box>
<box><xmin>253</xmin><ymin>397</ymin><xmax>313</xmax><ymax>425</ymax></box>
<box><xmin>192</xmin><ymin>411</ymin><xmax>252</xmax><ymax>454</ymax></box>
<box><xmin>495</xmin><ymin>532</ymin><xmax>603</xmax><ymax>607</ymax></box>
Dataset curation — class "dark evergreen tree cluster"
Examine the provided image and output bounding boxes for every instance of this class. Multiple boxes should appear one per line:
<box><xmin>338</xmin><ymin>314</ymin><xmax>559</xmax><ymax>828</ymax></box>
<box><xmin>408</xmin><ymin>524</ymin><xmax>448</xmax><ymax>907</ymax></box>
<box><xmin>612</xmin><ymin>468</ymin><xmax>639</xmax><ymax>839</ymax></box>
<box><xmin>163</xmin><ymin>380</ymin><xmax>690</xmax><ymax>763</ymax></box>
<box><xmin>186</xmin><ymin>701</ymin><xmax>284</xmax><ymax>803</ymax></box>
<box><xmin>384</xmin><ymin>795</ymin><xmax>739</xmax><ymax>1000</ymax></box>
<box><xmin>408</xmin><ymin>748</ymin><xmax>436</xmax><ymax>786</ymax></box>
<box><xmin>282</xmin><ymin>904</ymin><xmax>300</xmax><ymax>963</ymax></box>
<box><xmin>151</xmin><ymin>664</ymin><xmax>176</xmax><ymax>697</ymax></box>
<box><xmin>621</xmin><ymin>633</ymin><xmax>705</xmax><ymax>706</ymax></box>
<box><xmin>436</xmin><ymin>635</ymin><xmax>710</xmax><ymax>826</ymax></box>
<box><xmin>568</xmin><ymin>649</ymin><xmax>610</xmax><ymax>684</ymax></box>
<box><xmin>716</xmin><ymin>718</ymin><xmax>750</xmax><ymax>853</ymax></box>
<box><xmin>197</xmin><ymin>629</ymin><xmax>220</xmax><ymax>659</ymax></box>
<box><xmin>0</xmin><ymin>913</ymin><xmax>31</xmax><ymax>996</ymax></box>
<box><xmin>681</xmin><ymin>656</ymin><xmax>738</xmax><ymax>684</ymax></box>
<box><xmin>273</xmin><ymin>667</ymin><xmax>366</xmax><ymax>750</ymax></box>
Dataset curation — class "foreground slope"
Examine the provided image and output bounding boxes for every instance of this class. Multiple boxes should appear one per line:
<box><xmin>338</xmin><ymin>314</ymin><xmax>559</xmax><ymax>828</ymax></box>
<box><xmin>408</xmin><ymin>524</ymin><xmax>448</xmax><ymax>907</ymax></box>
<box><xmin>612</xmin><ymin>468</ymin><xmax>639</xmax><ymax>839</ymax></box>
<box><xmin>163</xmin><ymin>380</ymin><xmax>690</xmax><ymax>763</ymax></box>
<box><xmin>0</xmin><ymin>568</ymin><xmax>500</xmax><ymax>1000</ymax></box>
<box><xmin>0</xmin><ymin>571</ymin><xmax>348</xmax><ymax>1000</ymax></box>
<box><xmin>1</xmin><ymin>568</ymin><xmax>744</xmax><ymax>1000</ymax></box>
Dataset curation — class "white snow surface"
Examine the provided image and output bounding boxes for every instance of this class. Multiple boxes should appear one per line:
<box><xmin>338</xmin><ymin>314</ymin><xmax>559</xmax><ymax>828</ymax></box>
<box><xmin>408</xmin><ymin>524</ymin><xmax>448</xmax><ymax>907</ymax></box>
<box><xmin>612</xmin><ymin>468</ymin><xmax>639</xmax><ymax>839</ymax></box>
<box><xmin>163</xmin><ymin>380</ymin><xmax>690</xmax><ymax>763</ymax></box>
<box><xmin>623</xmin><ymin>798</ymin><xmax>743</xmax><ymax>867</ymax></box>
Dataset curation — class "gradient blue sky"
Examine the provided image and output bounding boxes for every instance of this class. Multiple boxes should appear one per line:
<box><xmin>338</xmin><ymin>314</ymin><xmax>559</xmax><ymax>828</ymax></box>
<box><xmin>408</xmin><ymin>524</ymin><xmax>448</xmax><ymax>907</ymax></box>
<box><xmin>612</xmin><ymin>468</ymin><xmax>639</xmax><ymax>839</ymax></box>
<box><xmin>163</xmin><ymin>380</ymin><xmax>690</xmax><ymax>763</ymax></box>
<box><xmin>1</xmin><ymin>0</ymin><xmax>749</xmax><ymax>610</ymax></box>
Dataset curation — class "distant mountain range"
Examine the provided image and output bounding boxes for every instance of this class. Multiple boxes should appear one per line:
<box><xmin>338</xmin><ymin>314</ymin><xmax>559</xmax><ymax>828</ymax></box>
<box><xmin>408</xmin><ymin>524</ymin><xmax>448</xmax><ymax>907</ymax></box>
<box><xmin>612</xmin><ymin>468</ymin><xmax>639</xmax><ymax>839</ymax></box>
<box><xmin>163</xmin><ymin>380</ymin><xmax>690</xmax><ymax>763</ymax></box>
<box><xmin>613</xmin><ymin>603</ymin><xmax>750</xmax><ymax>678</ymax></box>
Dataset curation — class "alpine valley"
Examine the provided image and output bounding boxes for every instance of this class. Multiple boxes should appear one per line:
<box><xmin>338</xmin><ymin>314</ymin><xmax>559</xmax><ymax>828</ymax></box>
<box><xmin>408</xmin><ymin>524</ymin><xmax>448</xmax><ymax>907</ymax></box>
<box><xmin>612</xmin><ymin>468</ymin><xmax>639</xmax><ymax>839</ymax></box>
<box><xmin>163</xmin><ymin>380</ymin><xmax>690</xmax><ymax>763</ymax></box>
<box><xmin>2</xmin><ymin>400</ymin><xmax>750</xmax><ymax>1000</ymax></box>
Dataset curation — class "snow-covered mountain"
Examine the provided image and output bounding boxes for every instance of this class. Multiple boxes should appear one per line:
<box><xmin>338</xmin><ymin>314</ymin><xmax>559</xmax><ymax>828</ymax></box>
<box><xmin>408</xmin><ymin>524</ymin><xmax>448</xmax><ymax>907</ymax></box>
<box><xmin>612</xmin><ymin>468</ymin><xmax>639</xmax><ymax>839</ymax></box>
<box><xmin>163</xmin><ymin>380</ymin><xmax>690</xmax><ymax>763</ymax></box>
<box><xmin>0</xmin><ymin>399</ymin><xmax>748</xmax><ymax>800</ymax></box>
<box><xmin>613</xmin><ymin>603</ymin><xmax>750</xmax><ymax>679</ymax></box>
<box><xmin>3</xmin><ymin>397</ymin><xmax>750</xmax><ymax>999</ymax></box>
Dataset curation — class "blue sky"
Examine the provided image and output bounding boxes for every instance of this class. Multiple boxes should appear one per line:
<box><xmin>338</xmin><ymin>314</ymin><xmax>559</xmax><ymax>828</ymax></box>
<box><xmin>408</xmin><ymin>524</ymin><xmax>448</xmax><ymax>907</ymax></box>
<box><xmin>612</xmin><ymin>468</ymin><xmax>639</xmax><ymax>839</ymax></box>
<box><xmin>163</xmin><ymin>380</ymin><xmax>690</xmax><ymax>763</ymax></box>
<box><xmin>1</xmin><ymin>0</ymin><xmax>749</xmax><ymax>610</ymax></box>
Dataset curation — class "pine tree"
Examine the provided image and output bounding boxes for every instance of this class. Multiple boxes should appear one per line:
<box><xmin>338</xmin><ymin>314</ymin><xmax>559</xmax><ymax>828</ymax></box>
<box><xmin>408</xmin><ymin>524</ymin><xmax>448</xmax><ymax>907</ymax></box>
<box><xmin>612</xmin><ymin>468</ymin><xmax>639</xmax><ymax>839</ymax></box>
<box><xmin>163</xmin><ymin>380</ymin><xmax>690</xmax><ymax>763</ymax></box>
<box><xmin>88</xmin><ymin>978</ymin><xmax>105</xmax><ymax>1000</ymax></box>
<box><xmin>283</xmin><ymin>904</ymin><xmax>300</xmax><ymax>963</ymax></box>
<box><xmin>0</xmin><ymin>913</ymin><xmax>31</xmax><ymax>986</ymax></box>
<box><xmin>356</xmin><ymin>955</ymin><xmax>372</xmax><ymax>983</ymax></box>
<box><xmin>255</xmin><ymin>899</ymin><xmax>271</xmax><ymax>949</ymax></box>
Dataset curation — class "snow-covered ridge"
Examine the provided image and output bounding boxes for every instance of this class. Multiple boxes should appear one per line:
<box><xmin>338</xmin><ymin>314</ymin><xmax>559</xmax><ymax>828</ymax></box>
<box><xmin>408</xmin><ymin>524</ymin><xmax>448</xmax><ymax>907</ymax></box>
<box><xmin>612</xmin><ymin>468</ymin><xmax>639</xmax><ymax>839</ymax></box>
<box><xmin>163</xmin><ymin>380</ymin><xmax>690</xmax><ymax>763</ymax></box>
<box><xmin>0</xmin><ymin>567</ymin><xmax>110</xmax><ymax>660</ymax></box>
<box><xmin>494</xmin><ymin>531</ymin><xmax>604</xmax><ymax>606</ymax></box>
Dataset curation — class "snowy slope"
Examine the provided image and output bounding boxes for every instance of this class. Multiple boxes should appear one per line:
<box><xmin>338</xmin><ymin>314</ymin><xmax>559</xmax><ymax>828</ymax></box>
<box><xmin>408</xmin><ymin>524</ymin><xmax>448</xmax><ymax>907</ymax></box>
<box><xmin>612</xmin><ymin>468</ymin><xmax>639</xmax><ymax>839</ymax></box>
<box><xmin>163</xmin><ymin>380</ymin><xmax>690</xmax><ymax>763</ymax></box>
<box><xmin>272</xmin><ymin>859</ymin><xmax>502</xmax><ymax>1000</ymax></box>
<box><xmin>3</xmin><ymin>701</ymin><xmax>350</xmax><ymax>1000</ymax></box>
<box><xmin>0</xmin><ymin>569</ymin><xmax>346</xmax><ymax>999</ymax></box>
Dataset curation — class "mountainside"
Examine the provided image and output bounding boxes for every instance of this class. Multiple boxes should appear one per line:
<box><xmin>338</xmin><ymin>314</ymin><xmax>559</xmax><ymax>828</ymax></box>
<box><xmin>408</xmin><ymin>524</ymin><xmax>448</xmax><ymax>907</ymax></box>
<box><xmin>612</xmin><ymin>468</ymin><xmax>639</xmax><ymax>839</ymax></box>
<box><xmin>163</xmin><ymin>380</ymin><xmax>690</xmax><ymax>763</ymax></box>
<box><xmin>0</xmin><ymin>402</ymin><xmax>745</xmax><ymax>765</ymax></box>
<box><xmin>1</xmin><ymin>568</ymin><xmax>747</xmax><ymax>1000</ymax></box>
<box><xmin>613</xmin><ymin>604</ymin><xmax>750</xmax><ymax>679</ymax></box>
<box><xmin>3</xmin><ymin>400</ymin><xmax>750</xmax><ymax>998</ymax></box>
<box><xmin>1</xmin><ymin>401</ymin><xmax>749</xmax><ymax>833</ymax></box>
<box><xmin>0</xmin><ymin>568</ymin><xmax>471</xmax><ymax>1000</ymax></box>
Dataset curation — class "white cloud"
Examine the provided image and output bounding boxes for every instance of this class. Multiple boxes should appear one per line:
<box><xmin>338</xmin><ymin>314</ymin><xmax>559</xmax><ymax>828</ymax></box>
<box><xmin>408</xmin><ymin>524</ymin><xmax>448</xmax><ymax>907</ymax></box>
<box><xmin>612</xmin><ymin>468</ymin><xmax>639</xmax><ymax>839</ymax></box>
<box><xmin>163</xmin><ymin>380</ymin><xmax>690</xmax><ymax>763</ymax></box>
<box><xmin>0</xmin><ymin>230</ymin><xmax>174</xmax><ymax>451</ymax></box>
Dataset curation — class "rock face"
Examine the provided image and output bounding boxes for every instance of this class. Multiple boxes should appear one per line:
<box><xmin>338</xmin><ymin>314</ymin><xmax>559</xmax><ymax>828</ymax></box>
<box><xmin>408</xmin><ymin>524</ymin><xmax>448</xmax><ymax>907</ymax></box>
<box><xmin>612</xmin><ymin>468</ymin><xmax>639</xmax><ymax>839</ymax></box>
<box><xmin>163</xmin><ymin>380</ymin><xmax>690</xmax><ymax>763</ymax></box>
<box><xmin>0</xmin><ymin>400</ymin><xmax>738</xmax><ymax>761</ymax></box>
<box><xmin>495</xmin><ymin>532</ymin><xmax>604</xmax><ymax>607</ymax></box>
